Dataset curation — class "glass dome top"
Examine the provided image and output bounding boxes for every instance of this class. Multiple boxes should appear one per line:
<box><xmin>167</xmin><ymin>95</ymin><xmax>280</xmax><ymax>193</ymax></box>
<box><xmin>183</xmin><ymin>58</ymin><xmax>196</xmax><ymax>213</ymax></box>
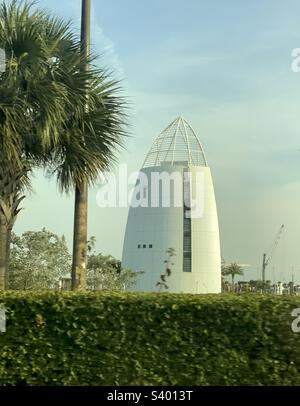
<box><xmin>142</xmin><ymin>117</ymin><xmax>207</xmax><ymax>168</ymax></box>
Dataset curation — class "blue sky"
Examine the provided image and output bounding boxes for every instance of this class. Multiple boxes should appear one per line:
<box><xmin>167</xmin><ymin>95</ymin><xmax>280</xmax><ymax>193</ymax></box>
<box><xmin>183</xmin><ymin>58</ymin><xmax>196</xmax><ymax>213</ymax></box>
<box><xmin>14</xmin><ymin>0</ymin><xmax>300</xmax><ymax>283</ymax></box>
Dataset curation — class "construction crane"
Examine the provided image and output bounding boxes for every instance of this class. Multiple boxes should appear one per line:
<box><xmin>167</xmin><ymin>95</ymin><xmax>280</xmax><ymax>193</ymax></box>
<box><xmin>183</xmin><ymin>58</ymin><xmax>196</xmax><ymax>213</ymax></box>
<box><xmin>262</xmin><ymin>224</ymin><xmax>284</xmax><ymax>283</ymax></box>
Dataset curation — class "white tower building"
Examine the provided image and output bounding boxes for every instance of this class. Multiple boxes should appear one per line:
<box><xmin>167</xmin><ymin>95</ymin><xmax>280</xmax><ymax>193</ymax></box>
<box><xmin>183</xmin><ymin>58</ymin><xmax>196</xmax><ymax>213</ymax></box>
<box><xmin>122</xmin><ymin>117</ymin><xmax>221</xmax><ymax>293</ymax></box>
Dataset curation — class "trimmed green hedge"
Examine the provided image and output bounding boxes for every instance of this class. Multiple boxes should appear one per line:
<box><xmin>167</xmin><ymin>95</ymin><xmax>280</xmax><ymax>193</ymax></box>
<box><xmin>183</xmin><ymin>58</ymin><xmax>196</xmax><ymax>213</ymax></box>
<box><xmin>0</xmin><ymin>292</ymin><xmax>300</xmax><ymax>385</ymax></box>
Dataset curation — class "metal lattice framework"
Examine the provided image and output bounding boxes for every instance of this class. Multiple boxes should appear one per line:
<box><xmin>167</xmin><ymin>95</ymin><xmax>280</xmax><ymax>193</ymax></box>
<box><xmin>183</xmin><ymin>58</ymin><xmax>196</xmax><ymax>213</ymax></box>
<box><xmin>142</xmin><ymin>117</ymin><xmax>207</xmax><ymax>168</ymax></box>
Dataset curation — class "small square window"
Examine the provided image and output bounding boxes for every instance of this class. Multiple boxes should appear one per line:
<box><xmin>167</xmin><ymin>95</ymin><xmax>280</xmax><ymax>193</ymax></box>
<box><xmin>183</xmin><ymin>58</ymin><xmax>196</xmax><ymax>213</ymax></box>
<box><xmin>143</xmin><ymin>244</ymin><xmax>146</xmax><ymax>248</ymax></box>
<box><xmin>137</xmin><ymin>244</ymin><xmax>141</xmax><ymax>248</ymax></box>
<box><xmin>149</xmin><ymin>244</ymin><xmax>153</xmax><ymax>248</ymax></box>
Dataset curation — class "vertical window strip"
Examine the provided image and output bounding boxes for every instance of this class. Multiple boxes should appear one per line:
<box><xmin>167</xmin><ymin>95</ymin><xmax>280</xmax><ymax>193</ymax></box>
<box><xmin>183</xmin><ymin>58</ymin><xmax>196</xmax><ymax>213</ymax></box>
<box><xmin>183</xmin><ymin>171</ymin><xmax>192</xmax><ymax>272</ymax></box>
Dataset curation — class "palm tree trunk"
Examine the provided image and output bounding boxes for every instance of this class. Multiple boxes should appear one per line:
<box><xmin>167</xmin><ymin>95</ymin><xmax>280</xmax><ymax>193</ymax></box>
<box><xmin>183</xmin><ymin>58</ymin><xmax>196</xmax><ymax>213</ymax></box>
<box><xmin>231</xmin><ymin>274</ymin><xmax>234</xmax><ymax>291</ymax></box>
<box><xmin>0</xmin><ymin>154</ymin><xmax>28</xmax><ymax>290</ymax></box>
<box><xmin>5</xmin><ymin>225</ymin><xmax>12</xmax><ymax>288</ymax></box>
<box><xmin>72</xmin><ymin>184</ymin><xmax>88</xmax><ymax>290</ymax></box>
<box><xmin>71</xmin><ymin>0</ymin><xmax>90</xmax><ymax>291</ymax></box>
<box><xmin>0</xmin><ymin>215</ymin><xmax>7</xmax><ymax>290</ymax></box>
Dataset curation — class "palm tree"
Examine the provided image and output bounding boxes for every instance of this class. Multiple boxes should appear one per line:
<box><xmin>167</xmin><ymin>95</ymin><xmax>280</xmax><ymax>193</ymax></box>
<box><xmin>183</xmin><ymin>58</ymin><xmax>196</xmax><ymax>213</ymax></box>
<box><xmin>222</xmin><ymin>262</ymin><xmax>244</xmax><ymax>290</ymax></box>
<box><xmin>44</xmin><ymin>4</ymin><xmax>127</xmax><ymax>290</ymax></box>
<box><xmin>0</xmin><ymin>0</ymin><xmax>104</xmax><ymax>288</ymax></box>
<box><xmin>48</xmin><ymin>67</ymin><xmax>127</xmax><ymax>290</ymax></box>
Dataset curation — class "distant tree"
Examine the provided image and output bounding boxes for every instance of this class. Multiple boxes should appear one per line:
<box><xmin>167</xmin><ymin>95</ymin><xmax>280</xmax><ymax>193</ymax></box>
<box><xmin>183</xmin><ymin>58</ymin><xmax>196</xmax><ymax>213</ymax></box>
<box><xmin>8</xmin><ymin>229</ymin><xmax>71</xmax><ymax>290</ymax></box>
<box><xmin>86</xmin><ymin>253</ymin><xmax>138</xmax><ymax>291</ymax></box>
<box><xmin>222</xmin><ymin>262</ymin><xmax>244</xmax><ymax>288</ymax></box>
<box><xmin>221</xmin><ymin>258</ymin><xmax>228</xmax><ymax>292</ymax></box>
<box><xmin>86</xmin><ymin>237</ymin><xmax>140</xmax><ymax>291</ymax></box>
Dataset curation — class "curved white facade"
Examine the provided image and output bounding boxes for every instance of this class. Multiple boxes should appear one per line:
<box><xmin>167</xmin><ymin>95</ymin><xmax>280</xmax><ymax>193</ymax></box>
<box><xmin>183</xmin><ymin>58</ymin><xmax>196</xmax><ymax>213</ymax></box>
<box><xmin>122</xmin><ymin>117</ymin><xmax>221</xmax><ymax>293</ymax></box>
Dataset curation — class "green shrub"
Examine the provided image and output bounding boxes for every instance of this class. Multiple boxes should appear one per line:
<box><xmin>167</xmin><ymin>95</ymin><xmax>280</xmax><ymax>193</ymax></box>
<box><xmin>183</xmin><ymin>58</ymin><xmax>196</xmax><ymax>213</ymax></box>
<box><xmin>0</xmin><ymin>292</ymin><xmax>299</xmax><ymax>385</ymax></box>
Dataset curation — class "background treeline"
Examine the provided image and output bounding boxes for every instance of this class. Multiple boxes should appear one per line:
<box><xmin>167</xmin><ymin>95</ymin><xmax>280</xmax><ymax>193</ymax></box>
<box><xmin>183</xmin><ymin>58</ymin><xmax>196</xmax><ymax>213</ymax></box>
<box><xmin>8</xmin><ymin>228</ymin><xmax>139</xmax><ymax>291</ymax></box>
